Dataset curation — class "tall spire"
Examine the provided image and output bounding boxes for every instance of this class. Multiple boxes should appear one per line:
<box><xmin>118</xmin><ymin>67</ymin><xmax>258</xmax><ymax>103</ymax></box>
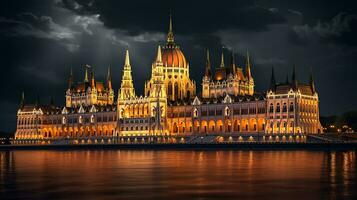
<box><xmin>204</xmin><ymin>49</ymin><xmax>211</xmax><ymax>78</ymax></box>
<box><xmin>19</xmin><ymin>91</ymin><xmax>25</xmax><ymax>108</ymax></box>
<box><xmin>84</xmin><ymin>65</ymin><xmax>89</xmax><ymax>83</ymax></box>
<box><xmin>269</xmin><ymin>67</ymin><xmax>276</xmax><ymax>91</ymax></box>
<box><xmin>291</xmin><ymin>65</ymin><xmax>298</xmax><ymax>89</ymax></box>
<box><xmin>220</xmin><ymin>51</ymin><xmax>225</xmax><ymax>68</ymax></box>
<box><xmin>167</xmin><ymin>13</ymin><xmax>174</xmax><ymax>44</ymax></box>
<box><xmin>91</xmin><ymin>69</ymin><xmax>95</xmax><ymax>88</ymax></box>
<box><xmin>310</xmin><ymin>67</ymin><xmax>315</xmax><ymax>93</ymax></box>
<box><xmin>156</xmin><ymin>45</ymin><xmax>162</xmax><ymax>63</ymax></box>
<box><xmin>124</xmin><ymin>49</ymin><xmax>130</xmax><ymax>67</ymax></box>
<box><xmin>245</xmin><ymin>51</ymin><xmax>252</xmax><ymax>80</ymax></box>
<box><xmin>230</xmin><ymin>51</ymin><xmax>236</xmax><ymax>75</ymax></box>
<box><xmin>119</xmin><ymin>49</ymin><xmax>135</xmax><ymax>99</ymax></box>
<box><xmin>68</xmin><ymin>68</ymin><xmax>73</xmax><ymax>89</ymax></box>
<box><xmin>107</xmin><ymin>66</ymin><xmax>112</xmax><ymax>90</ymax></box>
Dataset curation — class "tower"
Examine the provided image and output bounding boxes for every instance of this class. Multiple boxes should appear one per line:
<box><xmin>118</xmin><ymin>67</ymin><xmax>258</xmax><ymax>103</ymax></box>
<box><xmin>148</xmin><ymin>46</ymin><xmax>168</xmax><ymax>135</ymax></box>
<box><xmin>245</xmin><ymin>51</ymin><xmax>254</xmax><ymax>95</ymax></box>
<box><xmin>119</xmin><ymin>49</ymin><xmax>136</xmax><ymax>100</ymax></box>
<box><xmin>202</xmin><ymin>49</ymin><xmax>211</xmax><ymax>98</ymax></box>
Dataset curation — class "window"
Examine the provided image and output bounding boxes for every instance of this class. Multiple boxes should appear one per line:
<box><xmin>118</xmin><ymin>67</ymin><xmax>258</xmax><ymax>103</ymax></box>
<box><xmin>276</xmin><ymin>103</ymin><xmax>280</xmax><ymax>112</ymax></box>
<box><xmin>269</xmin><ymin>103</ymin><xmax>274</xmax><ymax>113</ymax></box>
<box><xmin>283</xmin><ymin>103</ymin><xmax>287</xmax><ymax>112</ymax></box>
<box><xmin>289</xmin><ymin>103</ymin><xmax>294</xmax><ymax>112</ymax></box>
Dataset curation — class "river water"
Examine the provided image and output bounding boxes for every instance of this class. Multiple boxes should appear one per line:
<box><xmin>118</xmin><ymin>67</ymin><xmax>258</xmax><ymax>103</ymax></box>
<box><xmin>0</xmin><ymin>150</ymin><xmax>356</xmax><ymax>200</ymax></box>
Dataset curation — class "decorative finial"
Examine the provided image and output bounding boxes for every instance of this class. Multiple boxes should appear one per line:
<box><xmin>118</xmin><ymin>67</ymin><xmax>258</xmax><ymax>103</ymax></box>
<box><xmin>167</xmin><ymin>13</ymin><xmax>175</xmax><ymax>44</ymax></box>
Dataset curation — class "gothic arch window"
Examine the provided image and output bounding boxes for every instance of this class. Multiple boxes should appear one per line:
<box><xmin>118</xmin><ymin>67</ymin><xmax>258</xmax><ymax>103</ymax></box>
<box><xmin>62</xmin><ymin>117</ymin><xmax>66</xmax><ymax>125</ymax></box>
<box><xmin>276</xmin><ymin>103</ymin><xmax>280</xmax><ymax>112</ymax></box>
<box><xmin>174</xmin><ymin>82</ymin><xmax>179</xmax><ymax>99</ymax></box>
<box><xmin>168</xmin><ymin>81</ymin><xmax>172</xmax><ymax>96</ymax></box>
<box><xmin>269</xmin><ymin>103</ymin><xmax>274</xmax><ymax>113</ymax></box>
<box><xmin>283</xmin><ymin>103</ymin><xmax>287</xmax><ymax>112</ymax></box>
<box><xmin>289</xmin><ymin>102</ymin><xmax>294</xmax><ymax>112</ymax></box>
<box><xmin>90</xmin><ymin>115</ymin><xmax>95</xmax><ymax>123</ymax></box>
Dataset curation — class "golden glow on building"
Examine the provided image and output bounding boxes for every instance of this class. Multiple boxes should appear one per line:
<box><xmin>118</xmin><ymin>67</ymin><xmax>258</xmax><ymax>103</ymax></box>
<box><xmin>14</xmin><ymin>15</ymin><xmax>323</xmax><ymax>143</ymax></box>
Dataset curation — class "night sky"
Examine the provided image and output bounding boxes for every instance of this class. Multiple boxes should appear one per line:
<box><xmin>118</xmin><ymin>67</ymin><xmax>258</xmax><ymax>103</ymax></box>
<box><xmin>1</xmin><ymin>0</ymin><xmax>357</xmax><ymax>132</ymax></box>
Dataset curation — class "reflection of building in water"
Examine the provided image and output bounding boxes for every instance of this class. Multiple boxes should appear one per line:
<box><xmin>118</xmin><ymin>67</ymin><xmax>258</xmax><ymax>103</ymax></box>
<box><xmin>0</xmin><ymin>151</ymin><xmax>16</xmax><ymax>193</ymax></box>
<box><xmin>323</xmin><ymin>152</ymin><xmax>356</xmax><ymax>199</ymax></box>
<box><xmin>13</xmin><ymin>15</ymin><xmax>323</xmax><ymax>143</ymax></box>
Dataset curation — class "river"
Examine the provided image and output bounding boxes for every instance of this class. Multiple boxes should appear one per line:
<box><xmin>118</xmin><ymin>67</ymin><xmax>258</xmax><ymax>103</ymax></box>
<box><xmin>0</xmin><ymin>150</ymin><xmax>356</xmax><ymax>199</ymax></box>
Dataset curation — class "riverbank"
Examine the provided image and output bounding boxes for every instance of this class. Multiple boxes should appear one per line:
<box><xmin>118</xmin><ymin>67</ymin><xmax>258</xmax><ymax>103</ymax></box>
<box><xmin>1</xmin><ymin>142</ymin><xmax>357</xmax><ymax>150</ymax></box>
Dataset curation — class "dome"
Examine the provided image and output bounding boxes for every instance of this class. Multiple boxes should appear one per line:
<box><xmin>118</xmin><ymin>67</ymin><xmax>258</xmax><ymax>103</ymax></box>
<box><xmin>161</xmin><ymin>45</ymin><xmax>187</xmax><ymax>68</ymax></box>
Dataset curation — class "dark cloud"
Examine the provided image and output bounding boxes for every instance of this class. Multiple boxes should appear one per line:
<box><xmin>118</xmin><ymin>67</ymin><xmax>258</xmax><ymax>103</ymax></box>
<box><xmin>0</xmin><ymin>0</ymin><xmax>357</xmax><ymax>132</ymax></box>
<box><xmin>289</xmin><ymin>12</ymin><xmax>357</xmax><ymax>46</ymax></box>
<box><xmin>60</xmin><ymin>0</ymin><xmax>286</xmax><ymax>35</ymax></box>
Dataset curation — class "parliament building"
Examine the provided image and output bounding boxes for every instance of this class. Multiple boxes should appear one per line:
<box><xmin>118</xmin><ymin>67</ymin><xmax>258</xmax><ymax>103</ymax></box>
<box><xmin>14</xmin><ymin>16</ymin><xmax>323</xmax><ymax>144</ymax></box>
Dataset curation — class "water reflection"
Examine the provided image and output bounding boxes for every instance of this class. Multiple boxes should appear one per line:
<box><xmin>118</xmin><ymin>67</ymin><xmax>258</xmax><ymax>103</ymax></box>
<box><xmin>0</xmin><ymin>150</ymin><xmax>356</xmax><ymax>200</ymax></box>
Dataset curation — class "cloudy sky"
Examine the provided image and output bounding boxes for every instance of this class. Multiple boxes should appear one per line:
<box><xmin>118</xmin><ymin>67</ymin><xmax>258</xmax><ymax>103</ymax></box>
<box><xmin>1</xmin><ymin>0</ymin><xmax>357</xmax><ymax>132</ymax></box>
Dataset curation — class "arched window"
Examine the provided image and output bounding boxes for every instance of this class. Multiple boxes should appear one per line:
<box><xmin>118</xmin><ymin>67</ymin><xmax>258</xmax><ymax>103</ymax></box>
<box><xmin>289</xmin><ymin>102</ymin><xmax>294</xmax><ymax>112</ymax></box>
<box><xmin>174</xmin><ymin>82</ymin><xmax>179</xmax><ymax>99</ymax></box>
<box><xmin>167</xmin><ymin>81</ymin><xmax>172</xmax><ymax>96</ymax></box>
<box><xmin>276</xmin><ymin>103</ymin><xmax>280</xmax><ymax>112</ymax></box>
<box><xmin>283</xmin><ymin>103</ymin><xmax>287</xmax><ymax>112</ymax></box>
<box><xmin>269</xmin><ymin>103</ymin><xmax>274</xmax><ymax>113</ymax></box>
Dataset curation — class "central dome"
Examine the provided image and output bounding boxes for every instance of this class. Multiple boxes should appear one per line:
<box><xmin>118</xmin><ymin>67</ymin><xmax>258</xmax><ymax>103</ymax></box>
<box><xmin>161</xmin><ymin>45</ymin><xmax>187</xmax><ymax>68</ymax></box>
<box><xmin>160</xmin><ymin>14</ymin><xmax>188</xmax><ymax>68</ymax></box>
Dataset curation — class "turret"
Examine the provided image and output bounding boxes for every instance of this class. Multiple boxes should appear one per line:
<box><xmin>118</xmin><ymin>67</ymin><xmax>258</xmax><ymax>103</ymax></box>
<box><xmin>245</xmin><ymin>51</ymin><xmax>252</xmax><ymax>80</ymax></box>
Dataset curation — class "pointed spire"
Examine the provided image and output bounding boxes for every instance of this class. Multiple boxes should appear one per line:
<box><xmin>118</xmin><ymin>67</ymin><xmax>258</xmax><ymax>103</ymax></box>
<box><xmin>167</xmin><ymin>13</ymin><xmax>174</xmax><ymax>44</ymax></box>
<box><xmin>310</xmin><ymin>67</ymin><xmax>315</xmax><ymax>93</ymax></box>
<box><xmin>204</xmin><ymin>49</ymin><xmax>211</xmax><ymax>78</ymax></box>
<box><xmin>68</xmin><ymin>67</ymin><xmax>73</xmax><ymax>89</ymax></box>
<box><xmin>156</xmin><ymin>45</ymin><xmax>162</xmax><ymax>63</ymax></box>
<box><xmin>269</xmin><ymin>67</ymin><xmax>276</xmax><ymax>91</ymax></box>
<box><xmin>124</xmin><ymin>49</ymin><xmax>130</xmax><ymax>67</ymax></box>
<box><xmin>84</xmin><ymin>65</ymin><xmax>89</xmax><ymax>83</ymax></box>
<box><xmin>107</xmin><ymin>66</ymin><xmax>112</xmax><ymax>90</ymax></box>
<box><xmin>220</xmin><ymin>51</ymin><xmax>225</xmax><ymax>68</ymax></box>
<box><xmin>19</xmin><ymin>91</ymin><xmax>25</xmax><ymax>108</ymax></box>
<box><xmin>291</xmin><ymin>65</ymin><xmax>298</xmax><ymax>89</ymax></box>
<box><xmin>245</xmin><ymin>51</ymin><xmax>252</xmax><ymax>80</ymax></box>
<box><xmin>120</xmin><ymin>49</ymin><xmax>135</xmax><ymax>99</ymax></box>
<box><xmin>230</xmin><ymin>51</ymin><xmax>236</xmax><ymax>75</ymax></box>
<box><xmin>91</xmin><ymin>69</ymin><xmax>95</xmax><ymax>88</ymax></box>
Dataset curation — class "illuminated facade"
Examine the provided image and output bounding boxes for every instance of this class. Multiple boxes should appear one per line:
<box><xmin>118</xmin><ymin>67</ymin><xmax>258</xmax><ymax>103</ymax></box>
<box><xmin>14</xmin><ymin>16</ymin><xmax>323</xmax><ymax>143</ymax></box>
<box><xmin>266</xmin><ymin>67</ymin><xmax>323</xmax><ymax>134</ymax></box>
